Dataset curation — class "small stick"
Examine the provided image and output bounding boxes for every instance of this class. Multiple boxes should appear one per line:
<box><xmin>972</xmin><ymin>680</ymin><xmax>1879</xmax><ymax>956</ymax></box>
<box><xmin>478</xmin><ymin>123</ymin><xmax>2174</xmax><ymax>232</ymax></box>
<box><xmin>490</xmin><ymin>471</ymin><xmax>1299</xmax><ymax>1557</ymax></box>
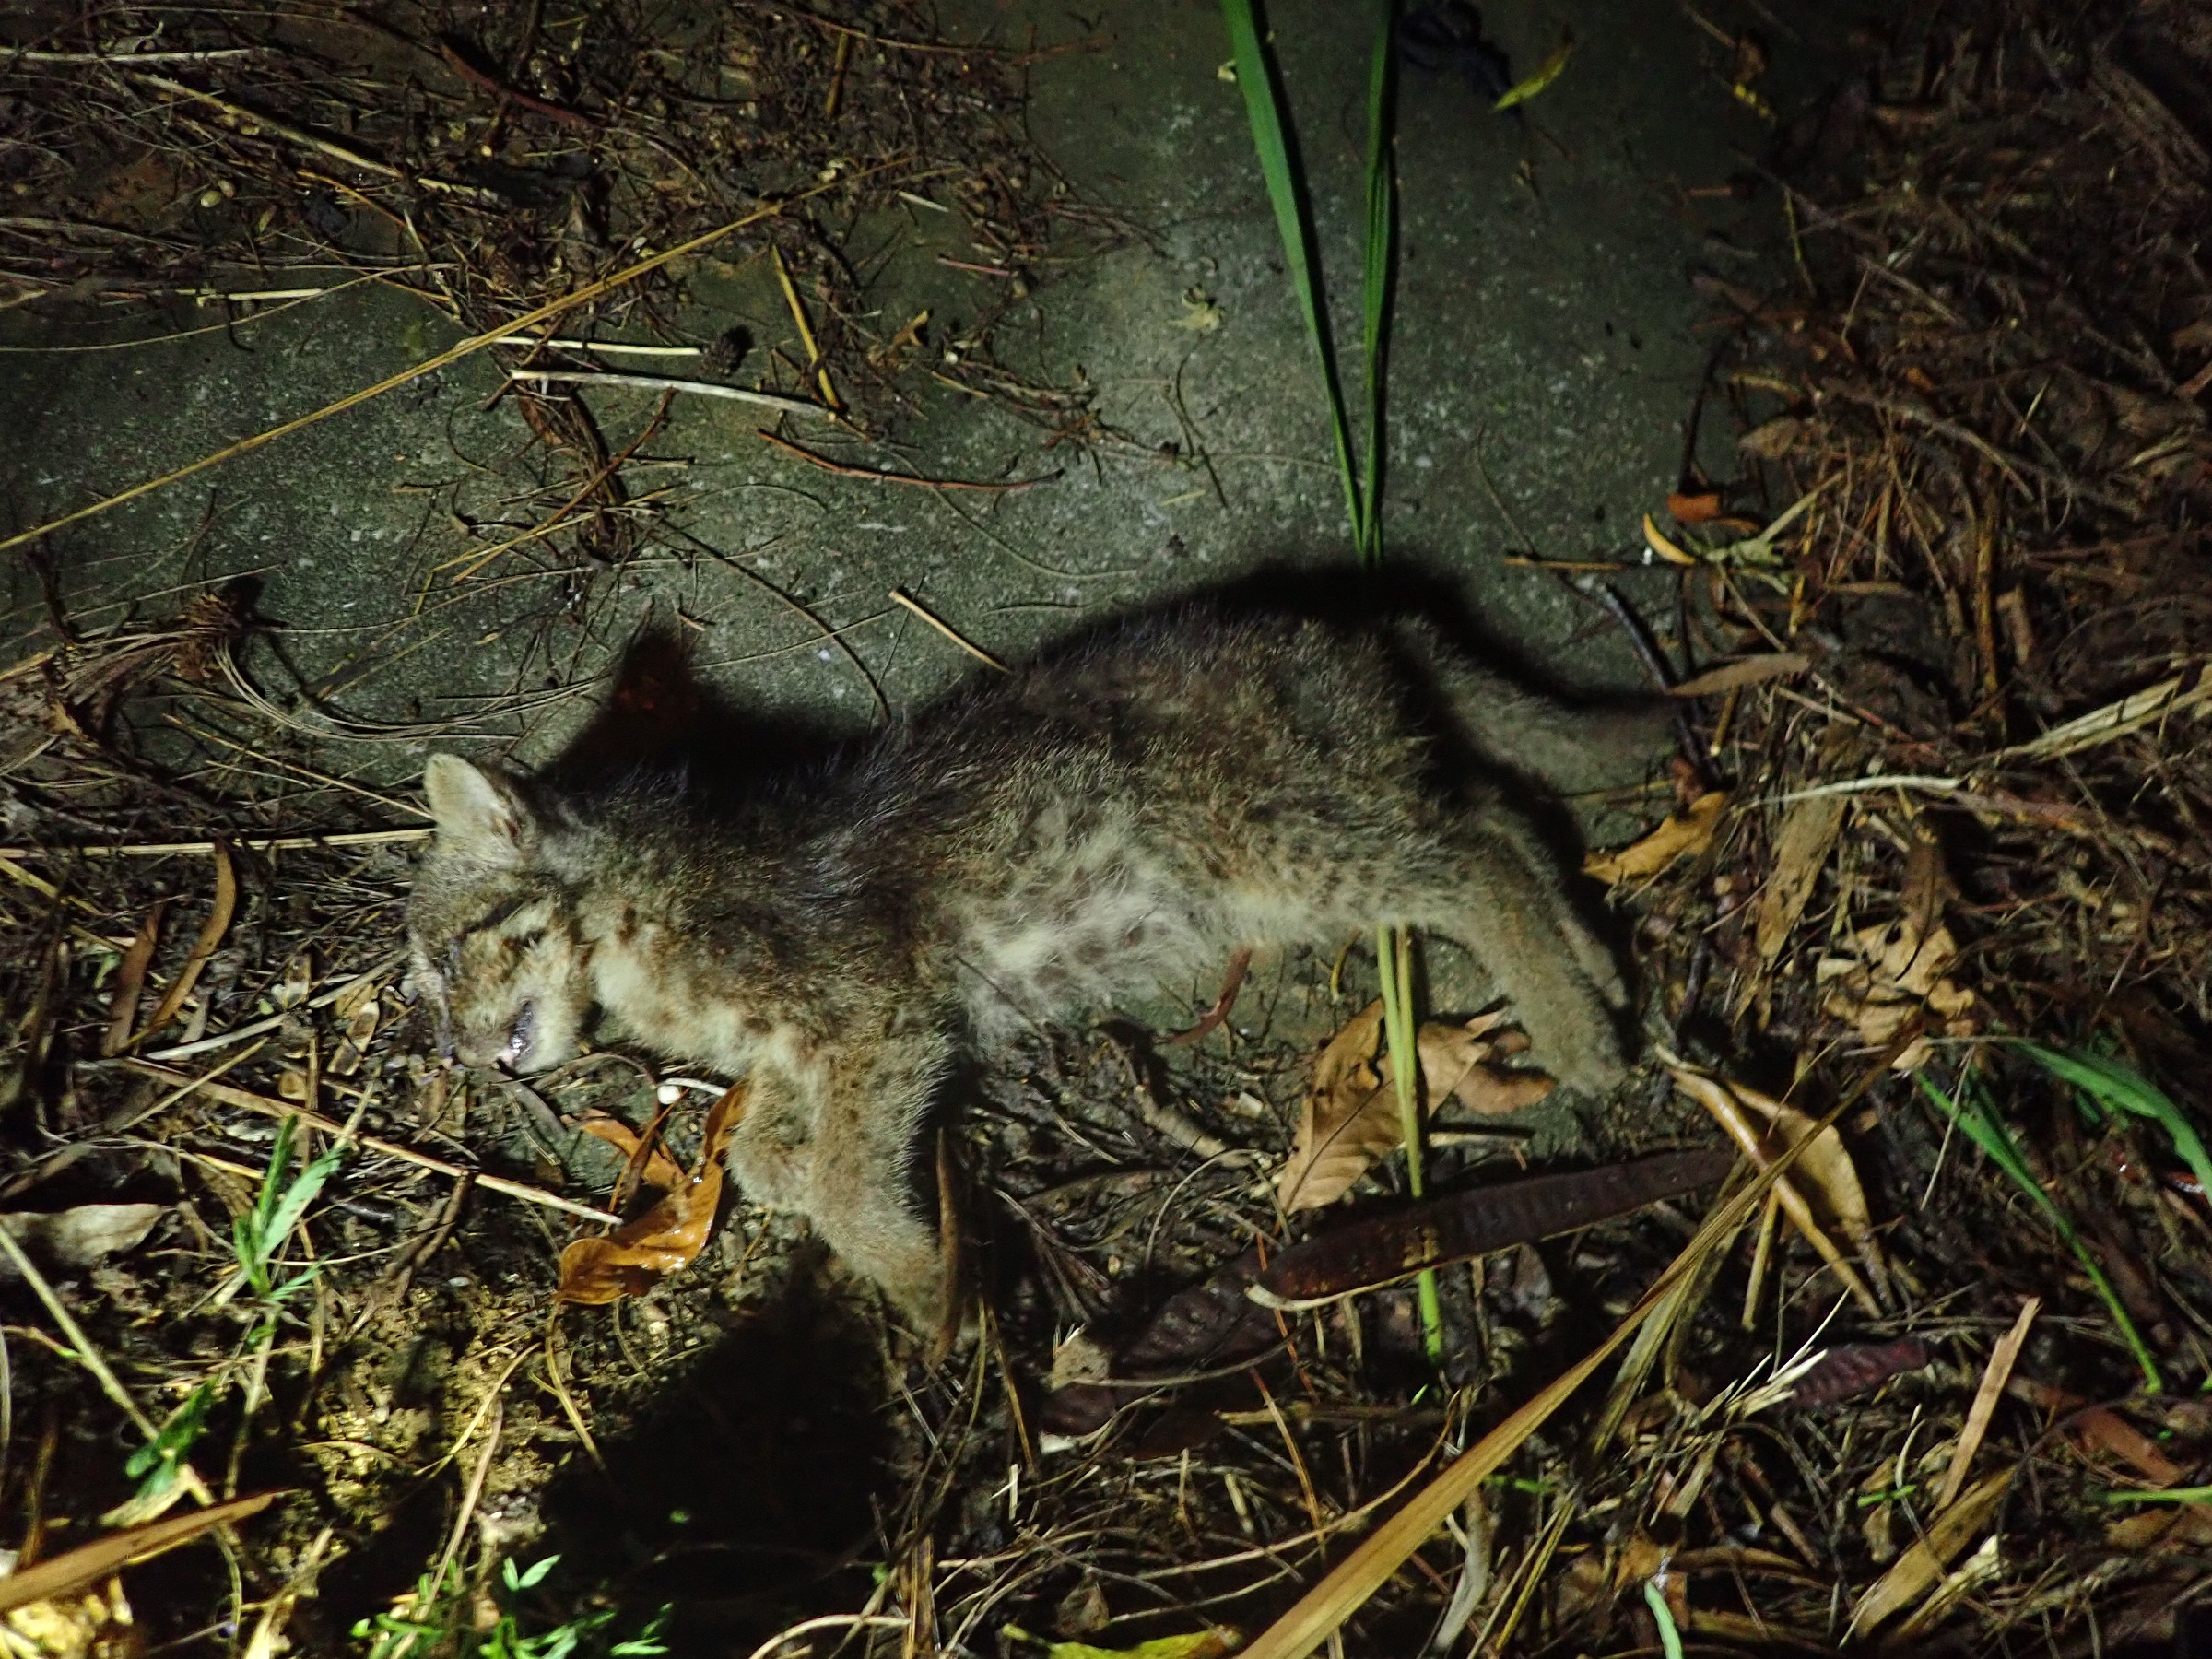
<box><xmin>119</xmin><ymin>1060</ymin><xmax>619</xmax><ymax>1225</ymax></box>
<box><xmin>507</xmin><ymin>368</ymin><xmax>829</xmax><ymax>418</ymax></box>
<box><xmin>823</xmin><ymin>29</ymin><xmax>853</xmax><ymax>118</ymax></box>
<box><xmin>0</xmin><ymin>828</ymin><xmax>430</xmax><ymax>860</ymax></box>
<box><xmin>1501</xmin><ymin>557</ymin><xmax>1630</xmax><ymax>572</ymax></box>
<box><xmin>490</xmin><ymin>336</ymin><xmax>702</xmax><ymax>356</ymax></box>
<box><xmin>757</xmin><ymin>429</ymin><xmax>1059</xmax><ymax>492</ymax></box>
<box><xmin>888</xmin><ymin>590</ymin><xmax>1006</xmax><ymax>670</ymax></box>
<box><xmin>444</xmin><ymin>385</ymin><xmax>677</xmax><ymax>582</ymax></box>
<box><xmin>1162</xmin><ymin>947</ymin><xmax>1253</xmax><ymax>1046</ymax></box>
<box><xmin>1936</xmin><ymin>1298</ymin><xmax>2038</xmax><ymax>1512</ymax></box>
<box><xmin>140</xmin><ymin>956</ymin><xmax>404</xmax><ymax>1061</ymax></box>
<box><xmin>429</xmin><ymin>1399</ymin><xmax>501</xmax><ymax>1596</ymax></box>
<box><xmin>1571</xmin><ymin>578</ymin><xmax>1712</xmax><ymax>791</ymax></box>
<box><xmin>439</xmin><ymin>39</ymin><xmax>594</xmax><ymax>131</ymax></box>
<box><xmin>1102</xmin><ymin>1036</ymin><xmax>1230</xmax><ymax>1160</ymax></box>
<box><xmin>6</xmin><ymin>47</ymin><xmax>261</xmax><ymax>63</ymax></box>
<box><xmin>128</xmin><ymin>74</ymin><xmax>501</xmax><ymax>205</ymax></box>
<box><xmin>1574</xmin><ymin>579</ymin><xmax>1677</xmax><ymax>689</ymax></box>
<box><xmin>769</xmin><ymin>245</ymin><xmax>841</xmax><ymax>412</ymax></box>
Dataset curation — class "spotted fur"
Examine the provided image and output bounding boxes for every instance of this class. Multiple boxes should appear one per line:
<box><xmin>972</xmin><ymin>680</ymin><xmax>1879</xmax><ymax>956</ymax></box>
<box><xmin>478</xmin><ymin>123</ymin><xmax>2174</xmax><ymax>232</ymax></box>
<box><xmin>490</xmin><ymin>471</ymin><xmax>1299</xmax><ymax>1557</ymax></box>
<box><xmin>407</xmin><ymin>607</ymin><xmax>1661</xmax><ymax>1333</ymax></box>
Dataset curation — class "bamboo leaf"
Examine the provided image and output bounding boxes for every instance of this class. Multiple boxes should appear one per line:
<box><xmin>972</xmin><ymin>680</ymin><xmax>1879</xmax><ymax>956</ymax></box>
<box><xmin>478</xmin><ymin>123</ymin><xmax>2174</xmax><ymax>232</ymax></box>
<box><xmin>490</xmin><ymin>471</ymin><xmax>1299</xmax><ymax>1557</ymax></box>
<box><xmin>1218</xmin><ymin>0</ymin><xmax>1365</xmax><ymax>548</ymax></box>
<box><xmin>1917</xmin><ymin>1068</ymin><xmax>2160</xmax><ymax>1390</ymax></box>
<box><xmin>2011</xmin><ymin>1041</ymin><xmax>2212</xmax><ymax>1202</ymax></box>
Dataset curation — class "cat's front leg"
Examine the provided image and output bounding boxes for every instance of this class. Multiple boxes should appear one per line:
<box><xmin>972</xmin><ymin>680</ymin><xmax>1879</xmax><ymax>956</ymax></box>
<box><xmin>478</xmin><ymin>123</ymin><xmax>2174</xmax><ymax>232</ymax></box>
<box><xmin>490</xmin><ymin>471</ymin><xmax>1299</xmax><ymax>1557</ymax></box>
<box><xmin>798</xmin><ymin>1030</ymin><xmax>960</xmax><ymax>1341</ymax></box>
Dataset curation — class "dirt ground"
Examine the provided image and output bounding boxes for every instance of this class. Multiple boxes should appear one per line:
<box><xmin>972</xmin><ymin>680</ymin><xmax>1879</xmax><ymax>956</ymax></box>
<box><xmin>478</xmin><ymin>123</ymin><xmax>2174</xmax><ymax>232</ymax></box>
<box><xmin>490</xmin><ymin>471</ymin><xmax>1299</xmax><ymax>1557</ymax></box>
<box><xmin>27</xmin><ymin>1</ymin><xmax>2212</xmax><ymax>1657</ymax></box>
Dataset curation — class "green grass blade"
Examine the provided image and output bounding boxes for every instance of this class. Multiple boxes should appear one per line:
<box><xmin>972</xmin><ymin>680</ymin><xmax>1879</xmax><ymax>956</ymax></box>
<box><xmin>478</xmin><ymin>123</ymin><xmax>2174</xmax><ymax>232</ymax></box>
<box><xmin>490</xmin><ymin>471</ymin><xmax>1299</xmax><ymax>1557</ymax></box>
<box><xmin>1376</xmin><ymin>924</ymin><xmax>1443</xmax><ymax>1361</ymax></box>
<box><xmin>2011</xmin><ymin>1041</ymin><xmax>2212</xmax><ymax>1203</ymax></box>
<box><xmin>260</xmin><ymin>1139</ymin><xmax>345</xmax><ymax>1253</ymax></box>
<box><xmin>1220</xmin><ymin>0</ymin><xmax>1366</xmax><ymax>548</ymax></box>
<box><xmin>1918</xmin><ymin>1068</ymin><xmax>2161</xmax><ymax>1391</ymax></box>
<box><xmin>1358</xmin><ymin>0</ymin><xmax>1397</xmax><ymax>563</ymax></box>
<box><xmin>1643</xmin><ymin>1580</ymin><xmax>1687</xmax><ymax>1659</ymax></box>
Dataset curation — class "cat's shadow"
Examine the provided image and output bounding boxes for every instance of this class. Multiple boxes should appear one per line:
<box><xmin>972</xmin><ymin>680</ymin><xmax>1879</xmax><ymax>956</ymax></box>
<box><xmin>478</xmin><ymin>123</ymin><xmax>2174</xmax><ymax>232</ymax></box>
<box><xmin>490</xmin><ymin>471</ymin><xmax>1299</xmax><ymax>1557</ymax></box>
<box><xmin>533</xmin><ymin>1250</ymin><xmax>890</xmax><ymax>1652</ymax></box>
<box><xmin>552</xmin><ymin>562</ymin><xmax>1665</xmax><ymax>834</ymax></box>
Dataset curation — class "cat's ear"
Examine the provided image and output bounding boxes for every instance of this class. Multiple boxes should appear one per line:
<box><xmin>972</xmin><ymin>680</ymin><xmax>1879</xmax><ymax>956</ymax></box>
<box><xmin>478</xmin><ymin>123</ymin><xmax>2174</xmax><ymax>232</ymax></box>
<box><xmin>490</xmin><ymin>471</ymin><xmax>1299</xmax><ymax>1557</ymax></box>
<box><xmin>423</xmin><ymin>754</ymin><xmax>536</xmax><ymax>865</ymax></box>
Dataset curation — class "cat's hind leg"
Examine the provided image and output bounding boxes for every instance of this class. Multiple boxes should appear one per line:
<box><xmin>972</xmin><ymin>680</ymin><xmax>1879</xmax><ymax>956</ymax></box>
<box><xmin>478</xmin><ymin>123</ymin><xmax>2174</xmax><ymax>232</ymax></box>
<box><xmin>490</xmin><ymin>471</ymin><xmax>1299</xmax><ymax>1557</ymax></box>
<box><xmin>1234</xmin><ymin>806</ymin><xmax>1631</xmax><ymax>1094</ymax></box>
<box><xmin>1388</xmin><ymin>813</ymin><xmax>1630</xmax><ymax>1094</ymax></box>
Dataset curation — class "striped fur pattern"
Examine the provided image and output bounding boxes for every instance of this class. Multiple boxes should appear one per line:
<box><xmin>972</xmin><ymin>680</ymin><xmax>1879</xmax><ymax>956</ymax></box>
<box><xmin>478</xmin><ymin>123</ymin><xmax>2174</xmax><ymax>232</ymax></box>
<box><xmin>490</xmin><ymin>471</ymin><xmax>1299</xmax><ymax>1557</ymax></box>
<box><xmin>406</xmin><ymin>607</ymin><xmax>1661</xmax><ymax>1333</ymax></box>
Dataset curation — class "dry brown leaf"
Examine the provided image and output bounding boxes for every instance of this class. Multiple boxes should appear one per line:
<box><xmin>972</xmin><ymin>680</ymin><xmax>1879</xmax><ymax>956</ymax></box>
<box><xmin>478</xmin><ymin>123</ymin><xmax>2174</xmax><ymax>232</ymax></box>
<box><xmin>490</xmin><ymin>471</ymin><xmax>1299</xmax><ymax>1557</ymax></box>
<box><xmin>1724</xmin><ymin>1084</ymin><xmax>1879</xmax><ymax>1268</ymax></box>
<box><xmin>1277</xmin><ymin>1003</ymin><xmax>1553</xmax><ymax>1211</ymax></box>
<box><xmin>100</xmin><ymin>900</ymin><xmax>168</xmax><ymax>1057</ymax></box>
<box><xmin>1641</xmin><ymin>512</ymin><xmax>1701</xmax><ymax>567</ymax></box>
<box><xmin>577</xmin><ymin>1112</ymin><xmax>685</xmax><ymax>1192</ymax></box>
<box><xmin>1278</xmin><ymin>1004</ymin><xmax>1402</xmax><ymax>1211</ymax></box>
<box><xmin>1850</xmin><ymin>1469</ymin><xmax>2012</xmax><ymax>1634</ymax></box>
<box><xmin>1754</xmin><ymin>796</ymin><xmax>1846</xmax><ymax>966</ymax></box>
<box><xmin>1583</xmin><ymin>791</ymin><xmax>1729</xmax><ymax>886</ymax></box>
<box><xmin>134</xmin><ymin>840</ymin><xmax>235</xmax><ymax>1045</ymax></box>
<box><xmin>326</xmin><ymin>997</ymin><xmax>380</xmax><ymax>1078</ymax></box>
<box><xmin>2104</xmin><ymin>1507</ymin><xmax>2175</xmax><ymax>1550</ymax></box>
<box><xmin>1668</xmin><ymin>653</ymin><xmax>1812</xmax><ymax>699</ymax></box>
<box><xmin>1667</xmin><ymin>490</ymin><xmax>1723</xmax><ymax>524</ymax></box>
<box><xmin>1738</xmin><ymin>416</ymin><xmax>1805</xmax><ymax>459</ymax></box>
<box><xmin>1818</xmin><ymin>913</ymin><xmax>1977</xmax><ymax>1069</ymax></box>
<box><xmin>558</xmin><ymin>1083</ymin><xmax>747</xmax><ymax>1305</ymax></box>
<box><xmin>0</xmin><ymin>1489</ymin><xmax>278</xmax><ymax>1618</ymax></box>
<box><xmin>275</xmin><ymin>952</ymin><xmax>312</xmax><ymax>1011</ymax></box>
<box><xmin>1667</xmin><ymin>1061</ymin><xmax>1883</xmax><ymax>1315</ymax></box>
<box><xmin>2061</xmin><ymin>1405</ymin><xmax>2185</xmax><ymax>1487</ymax></box>
<box><xmin>329</xmin><ymin>974</ymin><xmax>381</xmax><ymax>1022</ymax></box>
<box><xmin>0</xmin><ymin>1204</ymin><xmax>164</xmax><ymax>1276</ymax></box>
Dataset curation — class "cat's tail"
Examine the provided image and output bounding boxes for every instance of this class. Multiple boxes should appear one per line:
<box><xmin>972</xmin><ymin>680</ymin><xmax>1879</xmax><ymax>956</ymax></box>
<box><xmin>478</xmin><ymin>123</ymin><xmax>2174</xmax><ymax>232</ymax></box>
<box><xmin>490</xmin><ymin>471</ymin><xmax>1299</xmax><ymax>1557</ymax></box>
<box><xmin>1385</xmin><ymin>618</ymin><xmax>1675</xmax><ymax>798</ymax></box>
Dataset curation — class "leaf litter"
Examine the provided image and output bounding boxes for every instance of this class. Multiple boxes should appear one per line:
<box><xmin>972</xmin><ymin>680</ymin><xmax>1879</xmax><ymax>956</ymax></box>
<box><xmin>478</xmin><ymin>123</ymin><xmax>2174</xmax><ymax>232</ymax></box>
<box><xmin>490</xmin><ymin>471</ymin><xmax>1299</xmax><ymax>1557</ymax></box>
<box><xmin>1277</xmin><ymin>999</ymin><xmax>1554</xmax><ymax>1211</ymax></box>
<box><xmin>7</xmin><ymin>2</ymin><xmax>2212</xmax><ymax>1656</ymax></box>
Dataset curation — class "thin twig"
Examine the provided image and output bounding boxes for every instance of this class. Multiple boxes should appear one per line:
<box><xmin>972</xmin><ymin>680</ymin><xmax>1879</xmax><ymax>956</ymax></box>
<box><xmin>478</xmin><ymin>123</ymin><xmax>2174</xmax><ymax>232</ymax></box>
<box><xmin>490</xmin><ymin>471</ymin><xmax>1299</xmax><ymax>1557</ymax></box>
<box><xmin>0</xmin><ymin>829</ymin><xmax>429</xmax><ymax>860</ymax></box>
<box><xmin>888</xmin><ymin>590</ymin><xmax>1006</xmax><ymax>670</ymax></box>
<box><xmin>119</xmin><ymin>1060</ymin><xmax>620</xmax><ymax>1225</ymax></box>
<box><xmin>490</xmin><ymin>336</ymin><xmax>701</xmax><ymax>356</ymax></box>
<box><xmin>507</xmin><ymin>369</ymin><xmax>830</xmax><ymax>418</ymax></box>
<box><xmin>126</xmin><ymin>74</ymin><xmax>500</xmax><ymax>204</ymax></box>
<box><xmin>756</xmin><ymin>429</ymin><xmax>1059</xmax><ymax>491</ymax></box>
<box><xmin>429</xmin><ymin>1399</ymin><xmax>502</xmax><ymax>1595</ymax></box>
<box><xmin>0</xmin><ymin>171</ymin><xmax>882</xmax><ymax>558</ymax></box>
<box><xmin>6</xmin><ymin>47</ymin><xmax>261</xmax><ymax>63</ymax></box>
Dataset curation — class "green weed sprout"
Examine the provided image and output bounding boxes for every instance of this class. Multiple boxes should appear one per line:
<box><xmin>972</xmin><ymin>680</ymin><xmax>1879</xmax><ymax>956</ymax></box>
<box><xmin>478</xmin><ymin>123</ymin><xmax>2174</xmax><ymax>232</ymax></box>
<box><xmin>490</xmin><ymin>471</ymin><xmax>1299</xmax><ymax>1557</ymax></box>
<box><xmin>1917</xmin><ymin>1064</ymin><xmax>2161</xmax><ymax>1391</ymax></box>
<box><xmin>354</xmin><ymin>1554</ymin><xmax>669</xmax><ymax>1659</ymax></box>
<box><xmin>123</xmin><ymin>1380</ymin><xmax>215</xmax><ymax>1508</ymax></box>
<box><xmin>224</xmin><ymin>1112</ymin><xmax>345</xmax><ymax>1306</ymax></box>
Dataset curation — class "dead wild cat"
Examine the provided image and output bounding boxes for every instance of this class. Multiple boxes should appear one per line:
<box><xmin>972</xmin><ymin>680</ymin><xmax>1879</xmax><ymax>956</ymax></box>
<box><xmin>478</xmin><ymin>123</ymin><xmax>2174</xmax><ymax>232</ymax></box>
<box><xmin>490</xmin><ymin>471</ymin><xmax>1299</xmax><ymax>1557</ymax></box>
<box><xmin>407</xmin><ymin>606</ymin><xmax>1659</xmax><ymax>1335</ymax></box>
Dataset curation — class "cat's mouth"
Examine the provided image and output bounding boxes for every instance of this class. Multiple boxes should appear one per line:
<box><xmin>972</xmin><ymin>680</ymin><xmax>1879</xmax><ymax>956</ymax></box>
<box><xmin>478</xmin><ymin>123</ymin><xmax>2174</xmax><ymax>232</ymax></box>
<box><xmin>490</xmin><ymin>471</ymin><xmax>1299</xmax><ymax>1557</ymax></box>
<box><xmin>500</xmin><ymin>1000</ymin><xmax>538</xmax><ymax>1070</ymax></box>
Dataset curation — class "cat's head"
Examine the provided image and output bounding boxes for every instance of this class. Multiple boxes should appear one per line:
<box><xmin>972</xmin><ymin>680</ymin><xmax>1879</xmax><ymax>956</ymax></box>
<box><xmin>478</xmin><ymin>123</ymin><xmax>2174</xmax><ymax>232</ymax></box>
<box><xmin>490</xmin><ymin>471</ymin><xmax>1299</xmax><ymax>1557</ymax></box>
<box><xmin>406</xmin><ymin>755</ymin><xmax>593</xmax><ymax>1075</ymax></box>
